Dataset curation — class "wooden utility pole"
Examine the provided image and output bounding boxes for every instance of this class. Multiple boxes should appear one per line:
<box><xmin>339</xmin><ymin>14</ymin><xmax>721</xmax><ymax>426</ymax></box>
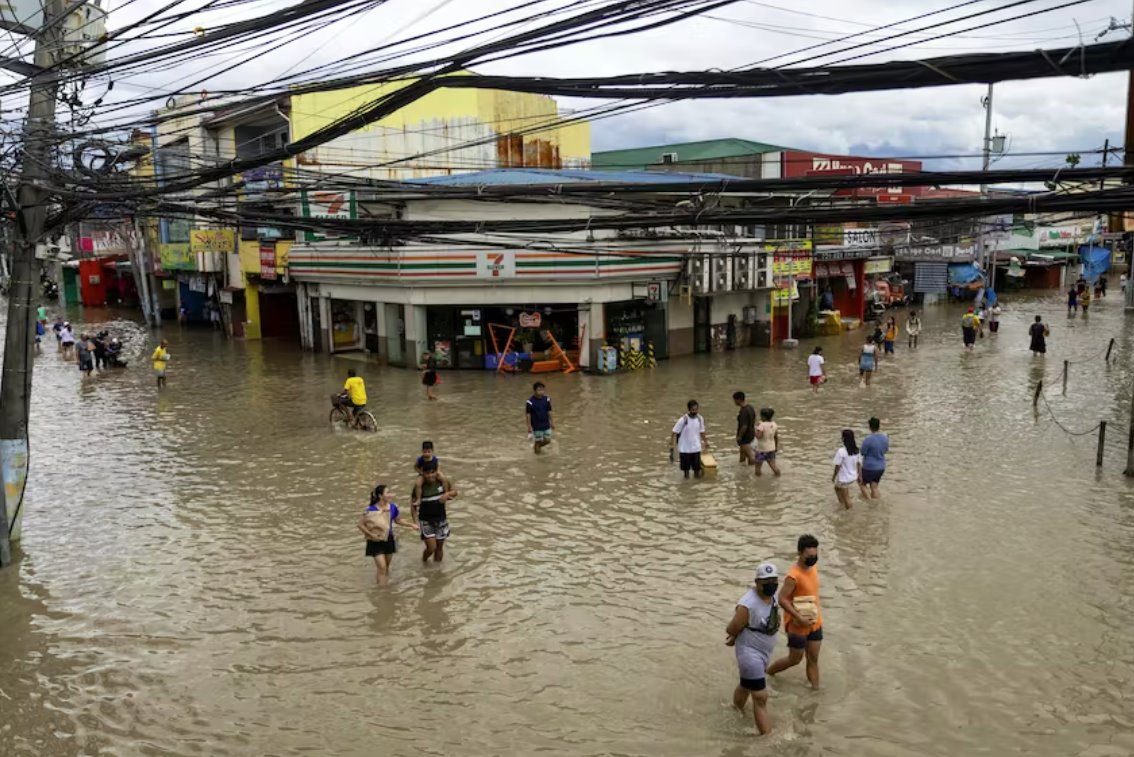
<box><xmin>0</xmin><ymin>0</ymin><xmax>68</xmax><ymax>566</ymax></box>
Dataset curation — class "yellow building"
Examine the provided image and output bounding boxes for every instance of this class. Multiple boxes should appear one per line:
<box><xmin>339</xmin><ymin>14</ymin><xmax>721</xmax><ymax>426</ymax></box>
<box><xmin>289</xmin><ymin>75</ymin><xmax>591</xmax><ymax>180</ymax></box>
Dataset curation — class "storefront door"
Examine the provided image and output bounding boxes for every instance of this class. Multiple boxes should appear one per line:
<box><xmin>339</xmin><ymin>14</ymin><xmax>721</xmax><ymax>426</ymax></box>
<box><xmin>694</xmin><ymin>297</ymin><xmax>711</xmax><ymax>353</ymax></box>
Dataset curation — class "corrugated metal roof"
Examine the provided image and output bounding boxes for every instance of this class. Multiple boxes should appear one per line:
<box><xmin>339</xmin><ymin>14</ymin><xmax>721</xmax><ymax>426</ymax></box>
<box><xmin>404</xmin><ymin>168</ymin><xmax>751</xmax><ymax>186</ymax></box>
<box><xmin>591</xmin><ymin>138</ymin><xmax>788</xmax><ymax>169</ymax></box>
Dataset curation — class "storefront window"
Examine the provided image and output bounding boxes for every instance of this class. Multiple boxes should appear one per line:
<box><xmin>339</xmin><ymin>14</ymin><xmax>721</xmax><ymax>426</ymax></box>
<box><xmin>331</xmin><ymin>299</ymin><xmax>360</xmax><ymax>350</ymax></box>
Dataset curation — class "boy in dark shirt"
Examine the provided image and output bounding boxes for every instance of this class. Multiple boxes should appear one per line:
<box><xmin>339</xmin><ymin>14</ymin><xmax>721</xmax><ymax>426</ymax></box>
<box><xmin>525</xmin><ymin>381</ymin><xmax>554</xmax><ymax>454</ymax></box>
<box><xmin>415</xmin><ymin>441</ymin><xmax>439</xmax><ymax>475</ymax></box>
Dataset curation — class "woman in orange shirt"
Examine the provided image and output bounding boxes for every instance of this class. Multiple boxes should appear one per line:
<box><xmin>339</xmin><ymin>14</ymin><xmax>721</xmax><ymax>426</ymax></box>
<box><xmin>767</xmin><ymin>534</ymin><xmax>823</xmax><ymax>689</ymax></box>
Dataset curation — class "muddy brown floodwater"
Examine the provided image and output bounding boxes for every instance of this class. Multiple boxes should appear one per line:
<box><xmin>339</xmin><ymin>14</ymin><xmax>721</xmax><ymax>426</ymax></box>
<box><xmin>2</xmin><ymin>292</ymin><xmax>1134</xmax><ymax>756</ymax></box>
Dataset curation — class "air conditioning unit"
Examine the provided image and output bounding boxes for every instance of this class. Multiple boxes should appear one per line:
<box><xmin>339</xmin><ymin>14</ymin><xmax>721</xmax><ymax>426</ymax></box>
<box><xmin>733</xmin><ymin>253</ymin><xmax>756</xmax><ymax>290</ymax></box>
<box><xmin>687</xmin><ymin>255</ymin><xmax>711</xmax><ymax>294</ymax></box>
<box><xmin>711</xmin><ymin>254</ymin><xmax>733</xmax><ymax>292</ymax></box>
<box><xmin>661</xmin><ymin>152</ymin><xmax>678</xmax><ymax>164</ymax></box>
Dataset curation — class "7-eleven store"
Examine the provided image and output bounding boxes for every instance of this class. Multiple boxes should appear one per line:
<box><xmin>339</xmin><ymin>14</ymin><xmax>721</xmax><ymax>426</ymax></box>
<box><xmin>288</xmin><ymin>242</ymin><xmax>686</xmax><ymax>370</ymax></box>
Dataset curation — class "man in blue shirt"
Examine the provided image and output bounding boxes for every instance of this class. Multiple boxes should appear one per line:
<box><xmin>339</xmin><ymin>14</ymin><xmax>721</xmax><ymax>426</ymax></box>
<box><xmin>859</xmin><ymin>417</ymin><xmax>889</xmax><ymax>499</ymax></box>
<box><xmin>525</xmin><ymin>381</ymin><xmax>554</xmax><ymax>454</ymax></box>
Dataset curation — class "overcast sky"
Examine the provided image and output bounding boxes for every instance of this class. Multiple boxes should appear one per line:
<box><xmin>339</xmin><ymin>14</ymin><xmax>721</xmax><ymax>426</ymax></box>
<box><xmin>6</xmin><ymin>0</ymin><xmax>1130</xmax><ymax>171</ymax></box>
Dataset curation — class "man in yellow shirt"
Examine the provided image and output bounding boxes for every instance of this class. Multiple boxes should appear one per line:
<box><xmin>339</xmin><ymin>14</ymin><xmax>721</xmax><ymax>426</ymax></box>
<box><xmin>151</xmin><ymin>340</ymin><xmax>170</xmax><ymax>389</ymax></box>
<box><xmin>343</xmin><ymin>369</ymin><xmax>367</xmax><ymax>422</ymax></box>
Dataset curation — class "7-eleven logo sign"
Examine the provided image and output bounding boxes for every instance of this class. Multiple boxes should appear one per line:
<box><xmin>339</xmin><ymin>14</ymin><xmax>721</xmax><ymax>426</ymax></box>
<box><xmin>478</xmin><ymin>251</ymin><xmax>514</xmax><ymax>279</ymax></box>
<box><xmin>312</xmin><ymin>192</ymin><xmax>346</xmax><ymax>215</ymax></box>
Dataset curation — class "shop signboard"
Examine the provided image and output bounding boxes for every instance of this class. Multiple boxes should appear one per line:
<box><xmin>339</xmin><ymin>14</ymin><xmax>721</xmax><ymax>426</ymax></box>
<box><xmin>260</xmin><ymin>243</ymin><xmax>278</xmax><ymax>280</ymax></box>
<box><xmin>218</xmin><ymin>289</ymin><xmax>233</xmax><ymax>305</ymax></box>
<box><xmin>782</xmin><ymin>150</ymin><xmax>924</xmax><ymax>197</ymax></box>
<box><xmin>519</xmin><ymin>311</ymin><xmax>542</xmax><ymax>328</ymax></box>
<box><xmin>766</xmin><ymin>240</ymin><xmax>813</xmax><ymax>280</ymax></box>
<box><xmin>1038</xmin><ymin>225</ymin><xmax>1083</xmax><ymax>248</ymax></box>
<box><xmin>845</xmin><ymin>228</ymin><xmax>880</xmax><ymax>249</ymax></box>
<box><xmin>242</xmin><ymin>164</ymin><xmax>285</xmax><ymax>199</ymax></box>
<box><xmin>190</xmin><ymin>228</ymin><xmax>236</xmax><ymax>254</ymax></box>
<box><xmin>300</xmin><ymin>189</ymin><xmax>357</xmax><ymax>242</ymax></box>
<box><xmin>91</xmin><ymin>227</ymin><xmax>130</xmax><ymax>257</ymax></box>
<box><xmin>864</xmin><ymin>257</ymin><xmax>893</xmax><ymax>275</ymax></box>
<box><xmin>159</xmin><ymin>243</ymin><xmax>193</xmax><ymax>270</ymax></box>
<box><xmin>813</xmin><ymin>224</ymin><xmax>843</xmax><ymax>246</ymax></box>
<box><xmin>477</xmin><ymin>251</ymin><xmax>516</xmax><ymax>279</ymax></box>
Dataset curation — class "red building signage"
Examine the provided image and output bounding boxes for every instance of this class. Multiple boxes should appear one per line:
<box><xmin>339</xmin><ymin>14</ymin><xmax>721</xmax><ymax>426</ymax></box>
<box><xmin>782</xmin><ymin>150</ymin><xmax>924</xmax><ymax>198</ymax></box>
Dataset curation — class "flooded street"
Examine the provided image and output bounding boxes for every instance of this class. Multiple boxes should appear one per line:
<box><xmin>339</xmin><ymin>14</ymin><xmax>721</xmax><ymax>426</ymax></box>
<box><xmin>3</xmin><ymin>293</ymin><xmax>1134</xmax><ymax>757</ymax></box>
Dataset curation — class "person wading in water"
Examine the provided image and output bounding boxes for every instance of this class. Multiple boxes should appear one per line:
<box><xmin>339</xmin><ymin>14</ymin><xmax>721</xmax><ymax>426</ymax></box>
<box><xmin>725</xmin><ymin>562</ymin><xmax>781</xmax><ymax>735</ymax></box>
<box><xmin>768</xmin><ymin>534</ymin><xmax>823</xmax><ymax>690</ymax></box>
<box><xmin>411</xmin><ymin>461</ymin><xmax>458</xmax><ymax>563</ymax></box>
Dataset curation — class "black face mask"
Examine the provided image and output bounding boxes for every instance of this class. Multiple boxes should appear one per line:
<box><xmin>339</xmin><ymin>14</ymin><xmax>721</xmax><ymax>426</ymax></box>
<box><xmin>761</xmin><ymin>581</ymin><xmax>778</xmax><ymax>596</ymax></box>
<box><xmin>803</xmin><ymin>555</ymin><xmax>818</xmax><ymax>567</ymax></box>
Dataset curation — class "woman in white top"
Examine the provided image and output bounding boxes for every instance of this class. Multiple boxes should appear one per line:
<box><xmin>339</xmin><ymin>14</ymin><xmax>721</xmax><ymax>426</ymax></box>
<box><xmin>858</xmin><ymin>334</ymin><xmax>877</xmax><ymax>386</ymax></box>
<box><xmin>832</xmin><ymin>429</ymin><xmax>862</xmax><ymax>510</ymax></box>
<box><xmin>989</xmin><ymin>303</ymin><xmax>1003</xmax><ymax>334</ymax></box>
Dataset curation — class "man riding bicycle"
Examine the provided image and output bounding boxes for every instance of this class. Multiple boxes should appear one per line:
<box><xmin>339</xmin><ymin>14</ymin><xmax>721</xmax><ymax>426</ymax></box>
<box><xmin>341</xmin><ymin>368</ymin><xmax>368</xmax><ymax>422</ymax></box>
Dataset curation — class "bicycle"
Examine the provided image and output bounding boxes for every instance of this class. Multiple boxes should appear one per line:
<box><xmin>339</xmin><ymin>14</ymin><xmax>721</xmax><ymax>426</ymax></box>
<box><xmin>329</xmin><ymin>393</ymin><xmax>377</xmax><ymax>432</ymax></box>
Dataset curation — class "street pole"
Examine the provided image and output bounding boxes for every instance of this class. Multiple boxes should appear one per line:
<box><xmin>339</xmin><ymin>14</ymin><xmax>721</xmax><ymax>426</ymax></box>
<box><xmin>979</xmin><ymin>83</ymin><xmax>994</xmax><ymax>298</ymax></box>
<box><xmin>0</xmin><ymin>0</ymin><xmax>68</xmax><ymax>566</ymax></box>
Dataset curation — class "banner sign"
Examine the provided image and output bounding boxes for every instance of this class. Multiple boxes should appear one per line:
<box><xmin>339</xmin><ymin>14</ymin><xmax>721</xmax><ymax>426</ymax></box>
<box><xmin>260</xmin><ymin>243</ymin><xmax>278</xmax><ymax>280</ymax></box>
<box><xmin>159</xmin><ymin>243</ymin><xmax>194</xmax><ymax>270</ymax></box>
<box><xmin>190</xmin><ymin>229</ymin><xmax>236</xmax><ymax>254</ymax></box>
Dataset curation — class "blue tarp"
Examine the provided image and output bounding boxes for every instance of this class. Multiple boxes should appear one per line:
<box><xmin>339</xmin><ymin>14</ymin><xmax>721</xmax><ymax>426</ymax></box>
<box><xmin>1077</xmin><ymin>245</ymin><xmax>1112</xmax><ymax>282</ymax></box>
<box><xmin>947</xmin><ymin>262</ymin><xmax>983</xmax><ymax>286</ymax></box>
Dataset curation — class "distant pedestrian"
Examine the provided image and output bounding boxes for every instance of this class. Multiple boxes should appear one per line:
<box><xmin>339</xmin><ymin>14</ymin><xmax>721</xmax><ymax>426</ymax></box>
<box><xmin>858</xmin><ymin>334</ymin><xmax>877</xmax><ymax>386</ymax></box>
<box><xmin>807</xmin><ymin>347</ymin><xmax>825</xmax><ymax>393</ymax></box>
<box><xmin>52</xmin><ymin>316</ymin><xmax>64</xmax><ymax>343</ymax></box>
<box><xmin>60</xmin><ymin>322</ymin><xmax>75</xmax><ymax>355</ymax></box>
<box><xmin>859</xmin><ymin>417</ymin><xmax>889</xmax><ymax>500</ymax></box>
<box><xmin>1100</xmin><ymin>274</ymin><xmax>1108</xmax><ymax>298</ymax></box>
<box><xmin>960</xmin><ymin>307</ymin><xmax>980</xmax><ymax>351</ymax></box>
<box><xmin>1094</xmin><ymin>277</ymin><xmax>1103</xmax><ymax>300</ymax></box>
<box><xmin>151</xmin><ymin>339</ymin><xmax>170</xmax><ymax>388</ymax></box>
<box><xmin>1081</xmin><ymin>287</ymin><xmax>1091</xmax><ymax>315</ymax></box>
<box><xmin>670</xmin><ymin>399</ymin><xmax>707</xmax><ymax>479</ymax></box>
<box><xmin>178</xmin><ymin>306</ymin><xmax>188</xmax><ymax>325</ymax></box>
<box><xmin>34</xmin><ymin>320</ymin><xmax>45</xmax><ymax>348</ymax></box>
<box><xmin>767</xmin><ymin>534</ymin><xmax>823</xmax><ymax>690</ymax></box>
<box><xmin>734</xmin><ymin>391</ymin><xmax>756</xmax><ymax>466</ymax></box>
<box><xmin>906</xmin><ymin>310</ymin><xmax>921</xmax><ymax>349</ymax></box>
<box><xmin>725</xmin><ymin>562</ymin><xmax>781</xmax><ymax>736</ymax></box>
<box><xmin>36</xmin><ymin>304</ymin><xmax>46</xmax><ymax>325</ymax></box>
<box><xmin>1029</xmin><ymin>315</ymin><xmax>1049</xmax><ymax>356</ymax></box>
<box><xmin>526</xmin><ymin>381</ymin><xmax>554</xmax><ymax>454</ymax></box>
<box><xmin>989</xmin><ymin>303</ymin><xmax>1002</xmax><ymax>334</ymax></box>
<box><xmin>1121</xmin><ymin>273</ymin><xmax>1128</xmax><ymax>295</ymax></box>
<box><xmin>420</xmin><ymin>351</ymin><xmax>439</xmax><ymax>401</ymax></box>
<box><xmin>76</xmin><ymin>334</ymin><xmax>94</xmax><ymax>377</ymax></box>
<box><xmin>210</xmin><ymin>302</ymin><xmax>222</xmax><ymax>330</ymax></box>
<box><xmin>871</xmin><ymin>323</ymin><xmax>885</xmax><ymax>359</ymax></box>
<box><xmin>753</xmin><ymin>408</ymin><xmax>781</xmax><ymax>477</ymax></box>
<box><xmin>831</xmin><ymin>429</ymin><xmax>861</xmax><ymax>510</ymax></box>
<box><xmin>882</xmin><ymin>318</ymin><xmax>897</xmax><ymax>355</ymax></box>
<box><xmin>1067</xmin><ymin>286</ymin><xmax>1079</xmax><ymax>314</ymax></box>
<box><xmin>358</xmin><ymin>484</ymin><xmax>416</xmax><ymax>586</ymax></box>
<box><xmin>92</xmin><ymin>332</ymin><xmax>107</xmax><ymax>370</ymax></box>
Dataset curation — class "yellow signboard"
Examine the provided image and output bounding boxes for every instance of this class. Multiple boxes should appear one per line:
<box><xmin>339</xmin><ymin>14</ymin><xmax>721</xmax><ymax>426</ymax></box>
<box><xmin>767</xmin><ymin>240</ymin><xmax>813</xmax><ymax>279</ymax></box>
<box><xmin>189</xmin><ymin>229</ymin><xmax>236</xmax><ymax>254</ymax></box>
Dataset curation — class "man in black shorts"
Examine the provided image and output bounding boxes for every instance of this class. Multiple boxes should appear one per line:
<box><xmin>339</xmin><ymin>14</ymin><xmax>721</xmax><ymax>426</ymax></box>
<box><xmin>411</xmin><ymin>461</ymin><xmax>458</xmax><ymax>562</ymax></box>
<box><xmin>734</xmin><ymin>391</ymin><xmax>756</xmax><ymax>466</ymax></box>
<box><xmin>670</xmin><ymin>399</ymin><xmax>707</xmax><ymax>479</ymax></box>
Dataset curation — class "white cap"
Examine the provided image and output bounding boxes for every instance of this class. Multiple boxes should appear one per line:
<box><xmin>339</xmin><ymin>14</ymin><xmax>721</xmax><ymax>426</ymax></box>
<box><xmin>755</xmin><ymin>562</ymin><xmax>778</xmax><ymax>581</ymax></box>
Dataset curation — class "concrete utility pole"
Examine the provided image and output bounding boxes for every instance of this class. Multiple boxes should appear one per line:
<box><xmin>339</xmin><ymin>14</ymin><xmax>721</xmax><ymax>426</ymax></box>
<box><xmin>0</xmin><ymin>0</ymin><xmax>68</xmax><ymax>566</ymax></box>
<box><xmin>979</xmin><ymin>83</ymin><xmax>994</xmax><ymax>296</ymax></box>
